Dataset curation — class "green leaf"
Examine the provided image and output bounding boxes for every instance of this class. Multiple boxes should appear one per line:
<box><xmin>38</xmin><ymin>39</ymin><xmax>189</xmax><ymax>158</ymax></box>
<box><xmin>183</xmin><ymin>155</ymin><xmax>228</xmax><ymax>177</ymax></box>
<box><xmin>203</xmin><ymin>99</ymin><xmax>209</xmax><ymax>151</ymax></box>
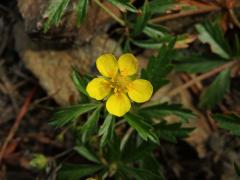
<box><xmin>154</xmin><ymin>121</ymin><xmax>193</xmax><ymax>143</ymax></box>
<box><xmin>104</xmin><ymin>131</ymin><xmax>122</xmax><ymax>162</ymax></box>
<box><xmin>58</xmin><ymin>163</ymin><xmax>102</xmax><ymax>180</ymax></box>
<box><xmin>74</xmin><ymin>146</ymin><xmax>100</xmax><ymax>163</ymax></box>
<box><xmin>133</xmin><ymin>0</ymin><xmax>151</xmax><ymax>35</ymax></box>
<box><xmin>81</xmin><ymin>106</ymin><xmax>101</xmax><ymax>142</ymax></box>
<box><xmin>124</xmin><ymin>112</ymin><xmax>158</xmax><ymax>143</ymax></box>
<box><xmin>122</xmin><ymin>141</ymin><xmax>156</xmax><ymax>162</ymax></box>
<box><xmin>149</xmin><ymin>0</ymin><xmax>176</xmax><ymax>14</ymax></box>
<box><xmin>174</xmin><ymin>54</ymin><xmax>226</xmax><ymax>73</ymax></box>
<box><xmin>119</xmin><ymin>163</ymin><xmax>162</xmax><ymax>180</ymax></box>
<box><xmin>141</xmin><ymin>38</ymin><xmax>175</xmax><ymax>92</ymax></box>
<box><xmin>131</xmin><ymin>39</ymin><xmax>165</xmax><ymax>49</ymax></box>
<box><xmin>71</xmin><ymin>68</ymin><xmax>89</xmax><ymax>96</ymax></box>
<box><xmin>140</xmin><ymin>103</ymin><xmax>194</xmax><ymax>123</ymax></box>
<box><xmin>196</xmin><ymin>21</ymin><xmax>231</xmax><ymax>59</ymax></box>
<box><xmin>143</xmin><ymin>24</ymin><xmax>169</xmax><ymax>39</ymax></box>
<box><xmin>199</xmin><ymin>68</ymin><xmax>231</xmax><ymax>108</ymax></box>
<box><xmin>44</xmin><ymin>0</ymin><xmax>71</xmax><ymax>32</ymax></box>
<box><xmin>98</xmin><ymin>114</ymin><xmax>115</xmax><ymax>147</ymax></box>
<box><xmin>141</xmin><ymin>154</ymin><xmax>165</xmax><ymax>180</ymax></box>
<box><xmin>213</xmin><ymin>113</ymin><xmax>240</xmax><ymax>136</ymax></box>
<box><xmin>76</xmin><ymin>0</ymin><xmax>89</xmax><ymax>25</ymax></box>
<box><xmin>107</xmin><ymin>0</ymin><xmax>138</xmax><ymax>12</ymax></box>
<box><xmin>50</xmin><ymin>103</ymin><xmax>100</xmax><ymax>127</ymax></box>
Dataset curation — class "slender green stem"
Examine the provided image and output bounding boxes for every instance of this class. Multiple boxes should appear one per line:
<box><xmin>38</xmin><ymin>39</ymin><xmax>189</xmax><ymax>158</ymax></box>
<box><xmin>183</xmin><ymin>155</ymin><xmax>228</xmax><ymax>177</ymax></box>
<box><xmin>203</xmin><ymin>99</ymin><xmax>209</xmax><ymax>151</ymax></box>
<box><xmin>94</xmin><ymin>0</ymin><xmax>125</xmax><ymax>26</ymax></box>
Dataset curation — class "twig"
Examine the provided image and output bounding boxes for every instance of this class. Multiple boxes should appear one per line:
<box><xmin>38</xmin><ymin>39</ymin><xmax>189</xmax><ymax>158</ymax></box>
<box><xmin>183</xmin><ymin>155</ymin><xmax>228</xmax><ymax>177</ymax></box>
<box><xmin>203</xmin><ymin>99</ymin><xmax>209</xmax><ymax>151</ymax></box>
<box><xmin>0</xmin><ymin>62</ymin><xmax>19</xmax><ymax>113</ymax></box>
<box><xmin>150</xmin><ymin>6</ymin><xmax>221</xmax><ymax>24</ymax></box>
<box><xmin>93</xmin><ymin>0</ymin><xmax>125</xmax><ymax>26</ymax></box>
<box><xmin>167</xmin><ymin>60</ymin><xmax>238</xmax><ymax>98</ymax></box>
<box><xmin>229</xmin><ymin>9</ymin><xmax>240</xmax><ymax>28</ymax></box>
<box><xmin>0</xmin><ymin>87</ymin><xmax>36</xmax><ymax>162</ymax></box>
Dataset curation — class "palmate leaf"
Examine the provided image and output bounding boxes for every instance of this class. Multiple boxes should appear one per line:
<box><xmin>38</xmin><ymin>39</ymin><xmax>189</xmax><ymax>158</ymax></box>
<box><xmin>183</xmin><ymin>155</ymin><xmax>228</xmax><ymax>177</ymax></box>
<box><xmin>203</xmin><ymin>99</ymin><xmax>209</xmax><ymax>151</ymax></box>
<box><xmin>199</xmin><ymin>68</ymin><xmax>231</xmax><ymax>109</ymax></box>
<box><xmin>58</xmin><ymin>163</ymin><xmax>103</xmax><ymax>180</ymax></box>
<box><xmin>213</xmin><ymin>113</ymin><xmax>240</xmax><ymax>136</ymax></box>
<box><xmin>124</xmin><ymin>112</ymin><xmax>158</xmax><ymax>143</ymax></box>
<box><xmin>140</xmin><ymin>103</ymin><xmax>194</xmax><ymax>123</ymax></box>
<box><xmin>76</xmin><ymin>0</ymin><xmax>89</xmax><ymax>25</ymax></box>
<box><xmin>154</xmin><ymin>121</ymin><xmax>193</xmax><ymax>143</ymax></box>
<box><xmin>196</xmin><ymin>21</ymin><xmax>231</xmax><ymax>59</ymax></box>
<box><xmin>50</xmin><ymin>103</ymin><xmax>100</xmax><ymax>127</ymax></box>
<box><xmin>107</xmin><ymin>0</ymin><xmax>138</xmax><ymax>12</ymax></box>
<box><xmin>141</xmin><ymin>38</ymin><xmax>175</xmax><ymax>92</ymax></box>
<box><xmin>44</xmin><ymin>0</ymin><xmax>71</xmax><ymax>32</ymax></box>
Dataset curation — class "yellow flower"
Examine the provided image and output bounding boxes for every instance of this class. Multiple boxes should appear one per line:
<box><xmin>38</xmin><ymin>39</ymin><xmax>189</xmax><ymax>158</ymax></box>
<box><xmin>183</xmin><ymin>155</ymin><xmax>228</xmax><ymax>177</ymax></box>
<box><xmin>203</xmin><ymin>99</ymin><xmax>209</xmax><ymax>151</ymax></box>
<box><xmin>86</xmin><ymin>53</ymin><xmax>153</xmax><ymax>117</ymax></box>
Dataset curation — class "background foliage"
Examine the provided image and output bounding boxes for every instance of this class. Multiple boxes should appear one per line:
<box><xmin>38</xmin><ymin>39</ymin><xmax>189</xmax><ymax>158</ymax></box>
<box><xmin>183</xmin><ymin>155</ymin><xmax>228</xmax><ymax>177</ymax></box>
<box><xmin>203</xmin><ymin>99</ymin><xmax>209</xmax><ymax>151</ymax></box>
<box><xmin>26</xmin><ymin>0</ymin><xmax>240</xmax><ymax>179</ymax></box>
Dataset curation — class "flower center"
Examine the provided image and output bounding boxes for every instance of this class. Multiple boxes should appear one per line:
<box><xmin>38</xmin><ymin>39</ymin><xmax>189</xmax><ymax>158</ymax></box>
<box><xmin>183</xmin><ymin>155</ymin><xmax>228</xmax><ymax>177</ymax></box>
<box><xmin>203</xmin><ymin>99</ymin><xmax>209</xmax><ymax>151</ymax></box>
<box><xmin>109</xmin><ymin>74</ymin><xmax>130</xmax><ymax>94</ymax></box>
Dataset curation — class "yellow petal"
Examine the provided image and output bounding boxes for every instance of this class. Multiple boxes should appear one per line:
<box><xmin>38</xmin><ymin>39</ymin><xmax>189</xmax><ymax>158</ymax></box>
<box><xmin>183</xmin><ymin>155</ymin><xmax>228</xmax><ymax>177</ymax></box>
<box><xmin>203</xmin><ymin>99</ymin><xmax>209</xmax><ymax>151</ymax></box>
<box><xmin>127</xmin><ymin>79</ymin><xmax>153</xmax><ymax>103</ymax></box>
<box><xmin>86</xmin><ymin>78</ymin><xmax>111</xmax><ymax>100</ymax></box>
<box><xmin>106</xmin><ymin>93</ymin><xmax>131</xmax><ymax>117</ymax></box>
<box><xmin>96</xmin><ymin>54</ymin><xmax>118</xmax><ymax>78</ymax></box>
<box><xmin>118</xmin><ymin>53</ymin><xmax>138</xmax><ymax>76</ymax></box>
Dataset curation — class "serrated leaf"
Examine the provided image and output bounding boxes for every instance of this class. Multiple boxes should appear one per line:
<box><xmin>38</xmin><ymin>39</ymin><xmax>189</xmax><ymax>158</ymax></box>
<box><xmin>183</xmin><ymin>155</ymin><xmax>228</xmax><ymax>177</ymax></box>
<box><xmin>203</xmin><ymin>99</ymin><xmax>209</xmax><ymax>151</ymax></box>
<box><xmin>76</xmin><ymin>0</ymin><xmax>88</xmax><ymax>25</ymax></box>
<box><xmin>199</xmin><ymin>68</ymin><xmax>231</xmax><ymax>109</ymax></box>
<box><xmin>107</xmin><ymin>0</ymin><xmax>138</xmax><ymax>12</ymax></box>
<box><xmin>44</xmin><ymin>0</ymin><xmax>71</xmax><ymax>32</ymax></box>
<box><xmin>141</xmin><ymin>38</ymin><xmax>175</xmax><ymax>92</ymax></box>
<box><xmin>74</xmin><ymin>146</ymin><xmax>100</xmax><ymax>163</ymax></box>
<box><xmin>81</xmin><ymin>106</ymin><xmax>101</xmax><ymax>142</ymax></box>
<box><xmin>124</xmin><ymin>112</ymin><xmax>158</xmax><ymax>143</ymax></box>
<box><xmin>98</xmin><ymin>114</ymin><xmax>115</xmax><ymax>147</ymax></box>
<box><xmin>140</xmin><ymin>103</ymin><xmax>194</xmax><ymax>123</ymax></box>
<box><xmin>154</xmin><ymin>121</ymin><xmax>193</xmax><ymax>143</ymax></box>
<box><xmin>58</xmin><ymin>163</ymin><xmax>102</xmax><ymax>180</ymax></box>
<box><xmin>50</xmin><ymin>103</ymin><xmax>100</xmax><ymax>127</ymax></box>
<box><xmin>196</xmin><ymin>21</ymin><xmax>231</xmax><ymax>59</ymax></box>
<box><xmin>213</xmin><ymin>113</ymin><xmax>240</xmax><ymax>136</ymax></box>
